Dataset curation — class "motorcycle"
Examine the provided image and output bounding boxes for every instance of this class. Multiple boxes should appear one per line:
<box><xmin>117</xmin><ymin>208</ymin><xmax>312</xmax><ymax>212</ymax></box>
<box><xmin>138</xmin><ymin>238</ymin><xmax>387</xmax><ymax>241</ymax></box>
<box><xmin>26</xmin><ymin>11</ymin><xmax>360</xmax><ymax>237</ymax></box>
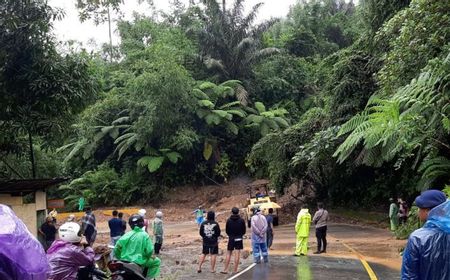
<box><xmin>108</xmin><ymin>260</ymin><xmax>147</xmax><ymax>280</ymax></box>
<box><xmin>77</xmin><ymin>264</ymin><xmax>108</xmax><ymax>280</ymax></box>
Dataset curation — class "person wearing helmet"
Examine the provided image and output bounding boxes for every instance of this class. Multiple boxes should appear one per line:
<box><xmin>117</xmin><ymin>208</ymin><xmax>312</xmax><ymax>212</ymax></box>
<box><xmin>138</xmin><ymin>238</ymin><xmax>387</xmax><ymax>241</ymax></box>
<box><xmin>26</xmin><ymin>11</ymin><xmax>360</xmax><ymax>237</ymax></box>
<box><xmin>47</xmin><ymin>222</ymin><xmax>95</xmax><ymax>280</ymax></box>
<box><xmin>114</xmin><ymin>214</ymin><xmax>161</xmax><ymax>279</ymax></box>
<box><xmin>401</xmin><ymin>190</ymin><xmax>450</xmax><ymax>280</ymax></box>
<box><xmin>152</xmin><ymin>211</ymin><xmax>164</xmax><ymax>255</ymax></box>
<box><xmin>138</xmin><ymin>208</ymin><xmax>149</xmax><ymax>233</ymax></box>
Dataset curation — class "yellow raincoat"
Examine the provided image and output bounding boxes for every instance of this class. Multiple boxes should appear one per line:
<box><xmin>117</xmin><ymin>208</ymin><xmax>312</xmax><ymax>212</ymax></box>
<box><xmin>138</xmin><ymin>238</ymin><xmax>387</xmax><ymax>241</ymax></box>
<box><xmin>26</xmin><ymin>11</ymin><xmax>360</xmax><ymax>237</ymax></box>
<box><xmin>295</xmin><ymin>208</ymin><xmax>311</xmax><ymax>256</ymax></box>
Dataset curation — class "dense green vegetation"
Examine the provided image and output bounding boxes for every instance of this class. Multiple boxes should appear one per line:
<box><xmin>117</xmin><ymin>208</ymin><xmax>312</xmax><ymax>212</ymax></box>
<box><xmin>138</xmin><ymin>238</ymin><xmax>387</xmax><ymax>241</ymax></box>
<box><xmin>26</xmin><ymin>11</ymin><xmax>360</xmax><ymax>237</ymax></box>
<box><xmin>1</xmin><ymin>0</ymin><xmax>448</xmax><ymax>209</ymax></box>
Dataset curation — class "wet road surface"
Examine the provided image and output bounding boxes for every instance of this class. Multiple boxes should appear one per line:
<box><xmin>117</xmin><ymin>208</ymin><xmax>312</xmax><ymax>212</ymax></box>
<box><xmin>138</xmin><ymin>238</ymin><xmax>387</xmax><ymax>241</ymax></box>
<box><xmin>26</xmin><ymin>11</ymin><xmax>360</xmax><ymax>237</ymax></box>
<box><xmin>233</xmin><ymin>255</ymin><xmax>400</xmax><ymax>280</ymax></box>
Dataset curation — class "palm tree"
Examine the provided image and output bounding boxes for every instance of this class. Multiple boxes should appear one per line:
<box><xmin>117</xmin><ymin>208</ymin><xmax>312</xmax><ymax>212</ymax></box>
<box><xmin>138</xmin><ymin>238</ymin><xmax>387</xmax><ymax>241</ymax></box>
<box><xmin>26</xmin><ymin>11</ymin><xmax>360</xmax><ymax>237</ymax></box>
<box><xmin>197</xmin><ymin>0</ymin><xmax>279</xmax><ymax>83</ymax></box>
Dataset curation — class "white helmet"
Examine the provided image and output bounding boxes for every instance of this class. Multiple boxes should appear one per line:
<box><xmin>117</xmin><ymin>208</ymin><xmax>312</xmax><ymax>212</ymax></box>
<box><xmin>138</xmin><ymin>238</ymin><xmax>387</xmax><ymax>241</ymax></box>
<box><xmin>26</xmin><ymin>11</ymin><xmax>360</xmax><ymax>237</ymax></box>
<box><xmin>156</xmin><ymin>211</ymin><xmax>163</xmax><ymax>218</ymax></box>
<box><xmin>138</xmin><ymin>209</ymin><xmax>146</xmax><ymax>217</ymax></box>
<box><xmin>59</xmin><ymin>222</ymin><xmax>82</xmax><ymax>243</ymax></box>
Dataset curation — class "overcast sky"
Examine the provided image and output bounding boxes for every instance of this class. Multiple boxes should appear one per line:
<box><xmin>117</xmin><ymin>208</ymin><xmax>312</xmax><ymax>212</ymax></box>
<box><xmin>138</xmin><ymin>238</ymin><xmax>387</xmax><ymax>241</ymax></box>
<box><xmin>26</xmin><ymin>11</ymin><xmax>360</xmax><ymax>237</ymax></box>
<box><xmin>49</xmin><ymin>0</ymin><xmax>298</xmax><ymax>49</ymax></box>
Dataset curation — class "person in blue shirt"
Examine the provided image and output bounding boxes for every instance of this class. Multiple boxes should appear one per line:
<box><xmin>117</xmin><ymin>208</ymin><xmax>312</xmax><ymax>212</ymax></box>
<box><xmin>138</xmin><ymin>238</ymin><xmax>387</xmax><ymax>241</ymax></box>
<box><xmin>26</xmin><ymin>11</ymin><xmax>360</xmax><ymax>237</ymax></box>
<box><xmin>108</xmin><ymin>210</ymin><xmax>123</xmax><ymax>245</ymax></box>
<box><xmin>401</xmin><ymin>190</ymin><xmax>450</xmax><ymax>280</ymax></box>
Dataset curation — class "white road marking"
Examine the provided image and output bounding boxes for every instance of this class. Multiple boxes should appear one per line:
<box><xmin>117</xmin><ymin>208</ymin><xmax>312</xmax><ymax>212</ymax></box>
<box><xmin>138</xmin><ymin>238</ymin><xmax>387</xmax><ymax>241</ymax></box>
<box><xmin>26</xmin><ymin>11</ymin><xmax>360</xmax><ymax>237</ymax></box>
<box><xmin>227</xmin><ymin>263</ymin><xmax>256</xmax><ymax>280</ymax></box>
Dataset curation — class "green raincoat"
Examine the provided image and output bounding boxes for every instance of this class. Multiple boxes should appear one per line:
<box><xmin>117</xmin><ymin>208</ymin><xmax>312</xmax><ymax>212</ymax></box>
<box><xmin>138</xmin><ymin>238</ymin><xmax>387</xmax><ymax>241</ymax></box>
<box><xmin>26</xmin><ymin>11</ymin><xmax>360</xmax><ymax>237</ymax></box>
<box><xmin>114</xmin><ymin>227</ymin><xmax>161</xmax><ymax>278</ymax></box>
<box><xmin>389</xmin><ymin>202</ymin><xmax>399</xmax><ymax>231</ymax></box>
<box><xmin>295</xmin><ymin>209</ymin><xmax>311</xmax><ymax>256</ymax></box>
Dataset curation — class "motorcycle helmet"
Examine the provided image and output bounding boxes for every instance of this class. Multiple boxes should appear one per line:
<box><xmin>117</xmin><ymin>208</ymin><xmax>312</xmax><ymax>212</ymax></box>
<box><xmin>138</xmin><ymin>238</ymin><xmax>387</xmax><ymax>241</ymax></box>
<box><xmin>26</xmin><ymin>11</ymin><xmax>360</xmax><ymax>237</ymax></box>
<box><xmin>138</xmin><ymin>209</ymin><xmax>146</xmax><ymax>217</ymax></box>
<box><xmin>156</xmin><ymin>211</ymin><xmax>163</xmax><ymax>218</ymax></box>
<box><xmin>59</xmin><ymin>222</ymin><xmax>82</xmax><ymax>243</ymax></box>
<box><xmin>129</xmin><ymin>214</ymin><xmax>145</xmax><ymax>229</ymax></box>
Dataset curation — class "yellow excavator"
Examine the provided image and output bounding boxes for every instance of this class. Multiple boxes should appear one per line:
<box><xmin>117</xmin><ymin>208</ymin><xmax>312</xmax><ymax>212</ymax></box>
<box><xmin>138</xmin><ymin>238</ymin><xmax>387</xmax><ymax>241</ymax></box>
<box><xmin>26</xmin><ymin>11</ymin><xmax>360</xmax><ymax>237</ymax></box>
<box><xmin>243</xmin><ymin>180</ymin><xmax>281</xmax><ymax>228</ymax></box>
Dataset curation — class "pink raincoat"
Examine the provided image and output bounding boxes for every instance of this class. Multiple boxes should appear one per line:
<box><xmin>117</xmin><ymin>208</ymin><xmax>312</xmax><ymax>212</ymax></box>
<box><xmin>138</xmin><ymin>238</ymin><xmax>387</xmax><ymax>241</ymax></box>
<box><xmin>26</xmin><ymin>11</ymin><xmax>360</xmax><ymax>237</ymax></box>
<box><xmin>0</xmin><ymin>204</ymin><xmax>49</xmax><ymax>280</ymax></box>
<box><xmin>47</xmin><ymin>239</ymin><xmax>95</xmax><ymax>280</ymax></box>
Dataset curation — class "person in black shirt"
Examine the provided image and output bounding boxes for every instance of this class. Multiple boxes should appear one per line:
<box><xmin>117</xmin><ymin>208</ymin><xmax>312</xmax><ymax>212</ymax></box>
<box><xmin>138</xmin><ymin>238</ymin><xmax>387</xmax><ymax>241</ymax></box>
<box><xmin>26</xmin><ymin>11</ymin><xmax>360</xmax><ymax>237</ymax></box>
<box><xmin>38</xmin><ymin>216</ymin><xmax>57</xmax><ymax>251</ymax></box>
<box><xmin>221</xmin><ymin>207</ymin><xmax>246</xmax><ymax>274</ymax></box>
<box><xmin>108</xmin><ymin>210</ymin><xmax>123</xmax><ymax>245</ymax></box>
<box><xmin>198</xmin><ymin>211</ymin><xmax>221</xmax><ymax>273</ymax></box>
<box><xmin>118</xmin><ymin>212</ymin><xmax>126</xmax><ymax>235</ymax></box>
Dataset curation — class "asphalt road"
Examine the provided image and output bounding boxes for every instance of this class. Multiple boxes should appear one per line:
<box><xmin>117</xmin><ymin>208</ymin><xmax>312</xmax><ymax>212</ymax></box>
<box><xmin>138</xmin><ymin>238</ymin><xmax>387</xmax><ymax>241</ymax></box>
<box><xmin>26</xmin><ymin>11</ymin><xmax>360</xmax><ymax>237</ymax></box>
<box><xmin>233</xmin><ymin>255</ymin><xmax>400</xmax><ymax>280</ymax></box>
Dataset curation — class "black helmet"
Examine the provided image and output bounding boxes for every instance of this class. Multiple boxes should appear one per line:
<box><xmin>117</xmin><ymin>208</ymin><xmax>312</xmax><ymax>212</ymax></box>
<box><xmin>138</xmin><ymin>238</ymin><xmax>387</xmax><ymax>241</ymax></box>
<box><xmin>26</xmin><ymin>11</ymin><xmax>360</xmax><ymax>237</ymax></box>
<box><xmin>129</xmin><ymin>214</ymin><xmax>144</xmax><ymax>229</ymax></box>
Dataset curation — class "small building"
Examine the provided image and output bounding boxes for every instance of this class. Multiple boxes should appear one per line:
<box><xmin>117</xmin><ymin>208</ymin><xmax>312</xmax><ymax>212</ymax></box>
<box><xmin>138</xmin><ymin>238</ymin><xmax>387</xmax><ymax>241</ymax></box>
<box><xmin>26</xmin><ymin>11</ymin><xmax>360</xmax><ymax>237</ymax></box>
<box><xmin>0</xmin><ymin>178</ymin><xmax>67</xmax><ymax>237</ymax></box>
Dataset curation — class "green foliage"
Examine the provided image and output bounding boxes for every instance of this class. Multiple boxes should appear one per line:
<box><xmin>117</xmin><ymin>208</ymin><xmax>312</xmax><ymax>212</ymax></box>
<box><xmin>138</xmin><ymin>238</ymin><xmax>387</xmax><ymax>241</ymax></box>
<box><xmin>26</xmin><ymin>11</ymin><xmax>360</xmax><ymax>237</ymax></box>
<box><xmin>245</xmin><ymin>102</ymin><xmax>290</xmax><ymax>136</ymax></box>
<box><xmin>195</xmin><ymin>0</ymin><xmax>279</xmax><ymax>82</ymax></box>
<box><xmin>137</xmin><ymin>149</ymin><xmax>182</xmax><ymax>173</ymax></box>
<box><xmin>213</xmin><ymin>153</ymin><xmax>231</xmax><ymax>181</ymax></box>
<box><xmin>335</xmin><ymin>54</ymin><xmax>450</xmax><ymax>189</ymax></box>
<box><xmin>264</xmin><ymin>0</ymin><xmax>360</xmax><ymax>57</ymax></box>
<box><xmin>394</xmin><ymin>206</ymin><xmax>420</xmax><ymax>240</ymax></box>
<box><xmin>376</xmin><ymin>0</ymin><xmax>450</xmax><ymax>92</ymax></box>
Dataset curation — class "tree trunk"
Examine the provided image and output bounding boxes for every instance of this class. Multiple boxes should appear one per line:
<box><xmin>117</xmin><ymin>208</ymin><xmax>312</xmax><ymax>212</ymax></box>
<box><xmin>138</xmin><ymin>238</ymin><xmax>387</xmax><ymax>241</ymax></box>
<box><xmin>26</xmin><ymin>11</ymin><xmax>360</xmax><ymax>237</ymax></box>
<box><xmin>28</xmin><ymin>131</ymin><xmax>36</xmax><ymax>179</ymax></box>
<box><xmin>222</xmin><ymin>0</ymin><xmax>226</xmax><ymax>14</ymax></box>
<box><xmin>107</xmin><ymin>5</ymin><xmax>113</xmax><ymax>62</ymax></box>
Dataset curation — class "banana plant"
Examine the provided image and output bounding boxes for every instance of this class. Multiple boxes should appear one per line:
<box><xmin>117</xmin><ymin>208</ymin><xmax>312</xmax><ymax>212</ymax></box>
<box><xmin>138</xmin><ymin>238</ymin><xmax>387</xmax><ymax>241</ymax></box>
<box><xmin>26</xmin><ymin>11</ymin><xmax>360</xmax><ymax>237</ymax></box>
<box><xmin>245</xmin><ymin>102</ymin><xmax>290</xmax><ymax>136</ymax></box>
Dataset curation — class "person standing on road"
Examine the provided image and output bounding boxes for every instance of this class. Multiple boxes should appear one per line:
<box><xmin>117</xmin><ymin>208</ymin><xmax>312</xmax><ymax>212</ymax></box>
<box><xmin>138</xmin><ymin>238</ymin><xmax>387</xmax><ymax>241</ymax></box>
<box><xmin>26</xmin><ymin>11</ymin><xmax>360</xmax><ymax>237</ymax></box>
<box><xmin>265</xmin><ymin>208</ymin><xmax>274</xmax><ymax>250</ymax></box>
<box><xmin>251</xmin><ymin>207</ymin><xmax>269</xmax><ymax>263</ymax></box>
<box><xmin>138</xmin><ymin>209</ymin><xmax>149</xmax><ymax>233</ymax></box>
<box><xmin>193</xmin><ymin>206</ymin><xmax>204</xmax><ymax>228</ymax></box>
<box><xmin>398</xmin><ymin>198</ymin><xmax>409</xmax><ymax>225</ymax></box>
<box><xmin>81</xmin><ymin>206</ymin><xmax>97</xmax><ymax>246</ymax></box>
<box><xmin>118</xmin><ymin>212</ymin><xmax>126</xmax><ymax>235</ymax></box>
<box><xmin>108</xmin><ymin>210</ymin><xmax>123</xmax><ymax>246</ymax></box>
<box><xmin>401</xmin><ymin>190</ymin><xmax>449</xmax><ymax>280</ymax></box>
<box><xmin>152</xmin><ymin>211</ymin><xmax>164</xmax><ymax>255</ymax></box>
<box><xmin>389</xmin><ymin>198</ymin><xmax>399</xmax><ymax>231</ymax></box>
<box><xmin>221</xmin><ymin>207</ymin><xmax>246</xmax><ymax>274</ymax></box>
<box><xmin>39</xmin><ymin>216</ymin><xmax>57</xmax><ymax>251</ymax></box>
<box><xmin>294</xmin><ymin>208</ymin><xmax>311</xmax><ymax>256</ymax></box>
<box><xmin>312</xmin><ymin>202</ymin><xmax>328</xmax><ymax>254</ymax></box>
<box><xmin>78</xmin><ymin>197</ymin><xmax>85</xmax><ymax>211</ymax></box>
<box><xmin>198</xmin><ymin>211</ymin><xmax>221</xmax><ymax>273</ymax></box>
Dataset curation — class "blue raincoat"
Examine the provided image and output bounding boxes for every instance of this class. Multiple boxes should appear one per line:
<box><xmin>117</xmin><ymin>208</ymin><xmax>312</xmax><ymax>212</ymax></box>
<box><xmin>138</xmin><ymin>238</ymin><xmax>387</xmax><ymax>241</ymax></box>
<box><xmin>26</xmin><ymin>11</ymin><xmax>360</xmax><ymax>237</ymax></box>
<box><xmin>401</xmin><ymin>200</ymin><xmax>450</xmax><ymax>280</ymax></box>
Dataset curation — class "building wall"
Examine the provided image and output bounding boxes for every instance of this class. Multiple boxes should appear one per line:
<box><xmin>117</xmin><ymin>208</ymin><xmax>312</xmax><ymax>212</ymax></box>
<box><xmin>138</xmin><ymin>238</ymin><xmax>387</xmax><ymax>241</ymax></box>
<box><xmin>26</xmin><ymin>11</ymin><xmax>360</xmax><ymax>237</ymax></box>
<box><xmin>35</xmin><ymin>191</ymin><xmax>47</xmax><ymax>210</ymax></box>
<box><xmin>0</xmin><ymin>193</ymin><xmax>44</xmax><ymax>236</ymax></box>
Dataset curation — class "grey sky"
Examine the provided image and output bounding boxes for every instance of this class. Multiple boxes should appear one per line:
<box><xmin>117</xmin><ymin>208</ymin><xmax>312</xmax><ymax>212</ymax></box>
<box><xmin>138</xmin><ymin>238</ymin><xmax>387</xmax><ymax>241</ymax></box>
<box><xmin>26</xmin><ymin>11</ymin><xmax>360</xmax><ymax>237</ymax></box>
<box><xmin>49</xmin><ymin>0</ymin><xmax>299</xmax><ymax>49</ymax></box>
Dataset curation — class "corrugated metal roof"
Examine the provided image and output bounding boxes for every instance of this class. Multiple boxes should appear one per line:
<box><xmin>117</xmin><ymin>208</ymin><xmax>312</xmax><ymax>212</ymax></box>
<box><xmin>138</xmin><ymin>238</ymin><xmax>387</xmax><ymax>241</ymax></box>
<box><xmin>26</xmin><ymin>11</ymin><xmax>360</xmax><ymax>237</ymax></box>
<box><xmin>0</xmin><ymin>178</ymin><xmax>69</xmax><ymax>195</ymax></box>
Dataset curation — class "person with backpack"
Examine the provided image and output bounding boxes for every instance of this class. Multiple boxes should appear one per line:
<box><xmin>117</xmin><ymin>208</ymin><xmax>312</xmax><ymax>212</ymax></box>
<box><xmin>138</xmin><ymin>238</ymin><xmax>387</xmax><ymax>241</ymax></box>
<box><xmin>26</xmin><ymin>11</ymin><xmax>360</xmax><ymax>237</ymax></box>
<box><xmin>221</xmin><ymin>207</ymin><xmax>246</xmax><ymax>274</ymax></box>
<box><xmin>198</xmin><ymin>211</ymin><xmax>221</xmax><ymax>273</ymax></box>
<box><xmin>251</xmin><ymin>207</ymin><xmax>269</xmax><ymax>263</ymax></box>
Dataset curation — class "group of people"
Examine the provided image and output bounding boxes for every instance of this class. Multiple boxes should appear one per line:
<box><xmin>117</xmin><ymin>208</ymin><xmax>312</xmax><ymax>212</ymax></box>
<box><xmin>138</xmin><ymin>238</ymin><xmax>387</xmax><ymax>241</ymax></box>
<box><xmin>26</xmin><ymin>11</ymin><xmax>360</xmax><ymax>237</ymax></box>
<box><xmin>294</xmin><ymin>202</ymin><xmax>329</xmax><ymax>256</ymax></box>
<box><xmin>389</xmin><ymin>197</ymin><xmax>409</xmax><ymax>231</ymax></box>
<box><xmin>38</xmin><ymin>206</ymin><xmax>99</xmax><ymax>251</ymax></box>
<box><xmin>30</xmin><ymin>206</ymin><xmax>164</xmax><ymax>279</ymax></box>
<box><xmin>196</xmin><ymin>206</ymin><xmax>275</xmax><ymax>274</ymax></box>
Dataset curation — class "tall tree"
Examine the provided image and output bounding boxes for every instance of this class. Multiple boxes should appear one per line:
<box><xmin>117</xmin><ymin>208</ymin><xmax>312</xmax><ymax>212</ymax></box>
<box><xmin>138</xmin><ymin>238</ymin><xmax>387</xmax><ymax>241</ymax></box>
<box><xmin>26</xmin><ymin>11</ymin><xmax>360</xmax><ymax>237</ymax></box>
<box><xmin>197</xmin><ymin>0</ymin><xmax>278</xmax><ymax>84</ymax></box>
<box><xmin>76</xmin><ymin>0</ymin><xmax>123</xmax><ymax>61</ymax></box>
<box><xmin>0</xmin><ymin>0</ymin><xmax>99</xmax><ymax>178</ymax></box>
